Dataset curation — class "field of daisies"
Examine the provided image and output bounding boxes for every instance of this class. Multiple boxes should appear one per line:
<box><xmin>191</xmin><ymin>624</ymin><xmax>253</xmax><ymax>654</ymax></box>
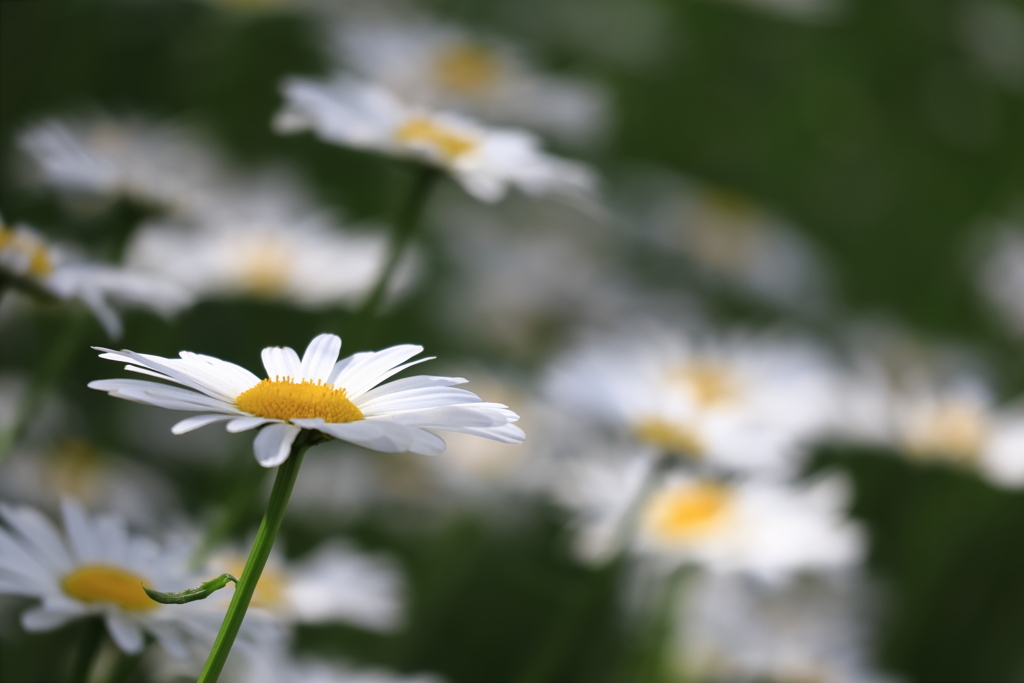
<box><xmin>2</xmin><ymin>0</ymin><xmax>1024</xmax><ymax>681</ymax></box>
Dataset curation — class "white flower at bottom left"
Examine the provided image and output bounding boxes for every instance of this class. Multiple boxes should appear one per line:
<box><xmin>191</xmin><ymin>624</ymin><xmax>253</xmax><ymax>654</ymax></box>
<box><xmin>0</xmin><ymin>500</ymin><xmax>226</xmax><ymax>657</ymax></box>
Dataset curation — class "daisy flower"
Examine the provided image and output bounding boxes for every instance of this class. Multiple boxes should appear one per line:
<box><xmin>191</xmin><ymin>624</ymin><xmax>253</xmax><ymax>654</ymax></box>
<box><xmin>0</xmin><ymin>217</ymin><xmax>193</xmax><ymax>338</ymax></box>
<box><xmin>18</xmin><ymin>117</ymin><xmax>227</xmax><ymax>216</ymax></box>
<box><xmin>976</xmin><ymin>225</ymin><xmax>1024</xmax><ymax>339</ymax></box>
<box><xmin>545</xmin><ymin>324</ymin><xmax>838</xmax><ymax>478</ymax></box>
<box><xmin>272</xmin><ymin>76</ymin><xmax>596</xmax><ymax>204</ymax></box>
<box><xmin>0</xmin><ymin>500</ymin><xmax>225</xmax><ymax>658</ymax></box>
<box><xmin>634</xmin><ymin>474</ymin><xmax>864</xmax><ymax>582</ymax></box>
<box><xmin>676</xmin><ymin>571</ymin><xmax>898</xmax><ymax>683</ymax></box>
<box><xmin>208</xmin><ymin>539</ymin><xmax>404</xmax><ymax>632</ymax></box>
<box><xmin>88</xmin><ymin>333</ymin><xmax>525</xmax><ymax>467</ymax></box>
<box><xmin>334</xmin><ymin>17</ymin><xmax>610</xmax><ymax>145</ymax></box>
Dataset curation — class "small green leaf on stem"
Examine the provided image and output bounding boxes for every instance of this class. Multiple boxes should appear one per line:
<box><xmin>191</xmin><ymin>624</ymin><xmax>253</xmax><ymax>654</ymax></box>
<box><xmin>144</xmin><ymin>574</ymin><xmax>238</xmax><ymax>605</ymax></box>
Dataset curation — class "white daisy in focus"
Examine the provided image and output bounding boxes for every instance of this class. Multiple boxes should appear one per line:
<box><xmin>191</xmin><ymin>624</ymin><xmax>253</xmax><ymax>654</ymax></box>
<box><xmin>124</xmin><ymin>212</ymin><xmax>413</xmax><ymax>309</ymax></box>
<box><xmin>273</xmin><ymin>76</ymin><xmax>597</xmax><ymax>204</ymax></box>
<box><xmin>545</xmin><ymin>325</ymin><xmax>838</xmax><ymax>478</ymax></box>
<box><xmin>0</xmin><ymin>500</ymin><xmax>225</xmax><ymax>658</ymax></box>
<box><xmin>676</xmin><ymin>571</ymin><xmax>899</xmax><ymax>683</ymax></box>
<box><xmin>208</xmin><ymin>539</ymin><xmax>404</xmax><ymax>632</ymax></box>
<box><xmin>634</xmin><ymin>474</ymin><xmax>863</xmax><ymax>583</ymax></box>
<box><xmin>17</xmin><ymin>117</ymin><xmax>227</xmax><ymax>216</ymax></box>
<box><xmin>0</xmin><ymin>217</ymin><xmax>193</xmax><ymax>338</ymax></box>
<box><xmin>334</xmin><ymin>18</ymin><xmax>610</xmax><ymax>145</ymax></box>
<box><xmin>89</xmin><ymin>333</ymin><xmax>525</xmax><ymax>467</ymax></box>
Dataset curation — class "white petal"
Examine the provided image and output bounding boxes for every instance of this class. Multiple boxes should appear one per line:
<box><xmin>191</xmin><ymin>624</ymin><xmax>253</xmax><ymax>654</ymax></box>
<box><xmin>171</xmin><ymin>414</ymin><xmax>236</xmax><ymax>435</ymax></box>
<box><xmin>376</xmin><ymin>404</ymin><xmax>514</xmax><ymax>429</ymax></box>
<box><xmin>261</xmin><ymin>346</ymin><xmax>301</xmax><ymax>381</ymax></box>
<box><xmin>295</xmin><ymin>418</ymin><xmax>445</xmax><ymax>455</ymax></box>
<box><xmin>227</xmin><ymin>416</ymin><xmax>274</xmax><ymax>433</ymax></box>
<box><xmin>21</xmin><ymin>606</ymin><xmax>81</xmax><ymax>632</ymax></box>
<box><xmin>299</xmin><ymin>334</ymin><xmax>342</xmax><ymax>383</ymax></box>
<box><xmin>105</xmin><ymin>613</ymin><xmax>145</xmax><ymax>654</ymax></box>
<box><xmin>435</xmin><ymin>422</ymin><xmax>527</xmax><ymax>444</ymax></box>
<box><xmin>61</xmin><ymin>500</ymin><xmax>99</xmax><ymax>564</ymax></box>
<box><xmin>252</xmin><ymin>423</ymin><xmax>302</xmax><ymax>467</ymax></box>
<box><xmin>358</xmin><ymin>387</ymin><xmax>483</xmax><ymax>414</ymax></box>
<box><xmin>89</xmin><ymin>379</ymin><xmax>240</xmax><ymax>413</ymax></box>
<box><xmin>356</xmin><ymin>375</ymin><xmax>467</xmax><ymax>403</ymax></box>
<box><xmin>331</xmin><ymin>345</ymin><xmax>425</xmax><ymax>397</ymax></box>
<box><xmin>0</xmin><ymin>504</ymin><xmax>72</xmax><ymax>575</ymax></box>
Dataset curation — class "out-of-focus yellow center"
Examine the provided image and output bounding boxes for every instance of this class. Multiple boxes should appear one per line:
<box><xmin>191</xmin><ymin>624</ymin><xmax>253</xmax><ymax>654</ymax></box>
<box><xmin>668</xmin><ymin>363</ymin><xmax>737</xmax><ymax>408</ymax></box>
<box><xmin>237</xmin><ymin>239</ymin><xmax>291</xmax><ymax>296</ymax></box>
<box><xmin>0</xmin><ymin>226</ymin><xmax>54</xmax><ymax>277</ymax></box>
<box><xmin>62</xmin><ymin>565</ymin><xmax>155</xmax><ymax>611</ymax></box>
<box><xmin>905</xmin><ymin>401</ymin><xmax>988</xmax><ymax>463</ymax></box>
<box><xmin>434</xmin><ymin>43</ymin><xmax>501</xmax><ymax>93</ymax></box>
<box><xmin>634</xmin><ymin>418</ymin><xmax>703</xmax><ymax>457</ymax></box>
<box><xmin>395</xmin><ymin>117</ymin><xmax>478</xmax><ymax>160</ymax></box>
<box><xmin>235</xmin><ymin>379</ymin><xmax>363</xmax><ymax>423</ymax></box>
<box><xmin>642</xmin><ymin>482</ymin><xmax>732</xmax><ymax>542</ymax></box>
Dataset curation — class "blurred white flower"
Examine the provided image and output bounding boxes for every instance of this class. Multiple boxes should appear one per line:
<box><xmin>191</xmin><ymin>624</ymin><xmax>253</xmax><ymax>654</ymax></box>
<box><xmin>209</xmin><ymin>539</ymin><xmax>404</xmax><ymax>631</ymax></box>
<box><xmin>676</xmin><ymin>572</ymin><xmax>899</xmax><ymax>683</ymax></box>
<box><xmin>621</xmin><ymin>171</ymin><xmax>833</xmax><ymax>312</ymax></box>
<box><xmin>124</xmin><ymin>213</ymin><xmax>414</xmax><ymax>309</ymax></box>
<box><xmin>957</xmin><ymin>0</ymin><xmax>1024</xmax><ymax>92</ymax></box>
<box><xmin>702</xmin><ymin>0</ymin><xmax>846</xmax><ymax>22</ymax></box>
<box><xmin>634</xmin><ymin>474</ymin><xmax>863</xmax><ymax>582</ymax></box>
<box><xmin>17</xmin><ymin>118</ymin><xmax>227</xmax><ymax>216</ymax></box>
<box><xmin>334</xmin><ymin>17</ymin><xmax>610</xmax><ymax>145</ymax></box>
<box><xmin>89</xmin><ymin>333</ymin><xmax>525</xmax><ymax>467</ymax></box>
<box><xmin>976</xmin><ymin>226</ymin><xmax>1024</xmax><ymax>337</ymax></box>
<box><xmin>223</xmin><ymin>643</ymin><xmax>445</xmax><ymax>683</ymax></box>
<box><xmin>0</xmin><ymin>218</ymin><xmax>193</xmax><ymax>338</ymax></box>
<box><xmin>273</xmin><ymin>76</ymin><xmax>597</xmax><ymax>204</ymax></box>
<box><xmin>0</xmin><ymin>500</ymin><xmax>225</xmax><ymax>658</ymax></box>
<box><xmin>545</xmin><ymin>324</ymin><xmax>838</xmax><ymax>477</ymax></box>
<box><xmin>0</xmin><ymin>439</ymin><xmax>182</xmax><ymax>533</ymax></box>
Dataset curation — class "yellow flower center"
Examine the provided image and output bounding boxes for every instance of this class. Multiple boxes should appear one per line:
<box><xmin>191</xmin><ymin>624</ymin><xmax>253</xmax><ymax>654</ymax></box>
<box><xmin>395</xmin><ymin>117</ymin><xmax>478</xmax><ymax>161</ymax></box>
<box><xmin>668</xmin><ymin>363</ymin><xmax>737</xmax><ymax>408</ymax></box>
<box><xmin>905</xmin><ymin>401</ymin><xmax>988</xmax><ymax>463</ymax></box>
<box><xmin>237</xmin><ymin>238</ymin><xmax>291</xmax><ymax>296</ymax></box>
<box><xmin>223</xmin><ymin>559</ymin><xmax>285</xmax><ymax>609</ymax></box>
<box><xmin>0</xmin><ymin>226</ymin><xmax>54</xmax><ymax>277</ymax></box>
<box><xmin>642</xmin><ymin>482</ymin><xmax>732</xmax><ymax>543</ymax></box>
<box><xmin>634</xmin><ymin>417</ymin><xmax>703</xmax><ymax>457</ymax></box>
<box><xmin>434</xmin><ymin>43</ymin><xmax>501</xmax><ymax>93</ymax></box>
<box><xmin>62</xmin><ymin>565</ymin><xmax>156</xmax><ymax>612</ymax></box>
<box><xmin>235</xmin><ymin>378</ymin><xmax>364</xmax><ymax>423</ymax></box>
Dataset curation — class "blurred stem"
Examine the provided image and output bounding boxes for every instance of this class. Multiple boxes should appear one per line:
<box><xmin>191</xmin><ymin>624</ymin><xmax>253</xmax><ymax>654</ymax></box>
<box><xmin>514</xmin><ymin>559</ymin><xmax>621</xmax><ymax>683</ymax></box>
<box><xmin>627</xmin><ymin>567</ymin><xmax>690</xmax><ymax>683</ymax></box>
<box><xmin>0</xmin><ymin>307</ymin><xmax>89</xmax><ymax>465</ymax></box>
<box><xmin>70</xmin><ymin>617</ymin><xmax>105</xmax><ymax>683</ymax></box>
<box><xmin>352</xmin><ymin>164</ymin><xmax>439</xmax><ymax>333</ymax></box>
<box><xmin>105</xmin><ymin>647</ymin><xmax>142</xmax><ymax>683</ymax></box>
<box><xmin>196</xmin><ymin>432</ymin><xmax>315</xmax><ymax>683</ymax></box>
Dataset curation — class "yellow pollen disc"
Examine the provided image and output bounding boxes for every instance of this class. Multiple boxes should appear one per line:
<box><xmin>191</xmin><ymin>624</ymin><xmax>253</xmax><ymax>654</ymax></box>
<box><xmin>395</xmin><ymin>117</ymin><xmax>478</xmax><ymax>160</ymax></box>
<box><xmin>237</xmin><ymin>239</ymin><xmax>291</xmax><ymax>296</ymax></box>
<box><xmin>668</xmin><ymin>363</ymin><xmax>737</xmax><ymax>408</ymax></box>
<box><xmin>62</xmin><ymin>565</ymin><xmax>156</xmax><ymax>612</ymax></box>
<box><xmin>434</xmin><ymin>43</ymin><xmax>500</xmax><ymax>93</ymax></box>
<box><xmin>0</xmin><ymin>226</ymin><xmax>54</xmax><ymax>277</ymax></box>
<box><xmin>223</xmin><ymin>559</ymin><xmax>285</xmax><ymax>608</ymax></box>
<box><xmin>634</xmin><ymin>418</ymin><xmax>703</xmax><ymax>457</ymax></box>
<box><xmin>906</xmin><ymin>401</ymin><xmax>988</xmax><ymax>463</ymax></box>
<box><xmin>235</xmin><ymin>378</ymin><xmax>364</xmax><ymax>423</ymax></box>
<box><xmin>642</xmin><ymin>482</ymin><xmax>732</xmax><ymax>542</ymax></box>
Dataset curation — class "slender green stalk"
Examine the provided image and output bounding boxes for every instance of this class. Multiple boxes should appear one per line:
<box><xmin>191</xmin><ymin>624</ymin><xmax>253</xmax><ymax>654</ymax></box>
<box><xmin>0</xmin><ymin>308</ymin><xmax>89</xmax><ymax>464</ymax></box>
<box><xmin>355</xmin><ymin>165</ymin><xmax>439</xmax><ymax>324</ymax></box>
<box><xmin>196</xmin><ymin>433</ymin><xmax>314</xmax><ymax>683</ymax></box>
<box><xmin>70</xmin><ymin>617</ymin><xmax>105</xmax><ymax>683</ymax></box>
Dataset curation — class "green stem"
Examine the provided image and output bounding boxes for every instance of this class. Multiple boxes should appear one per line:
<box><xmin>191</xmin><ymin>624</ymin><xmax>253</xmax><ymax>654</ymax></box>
<box><xmin>355</xmin><ymin>165</ymin><xmax>439</xmax><ymax>324</ymax></box>
<box><xmin>196</xmin><ymin>433</ymin><xmax>314</xmax><ymax>683</ymax></box>
<box><xmin>0</xmin><ymin>308</ymin><xmax>89</xmax><ymax>464</ymax></box>
<box><xmin>70</xmin><ymin>617</ymin><xmax>105</xmax><ymax>683</ymax></box>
